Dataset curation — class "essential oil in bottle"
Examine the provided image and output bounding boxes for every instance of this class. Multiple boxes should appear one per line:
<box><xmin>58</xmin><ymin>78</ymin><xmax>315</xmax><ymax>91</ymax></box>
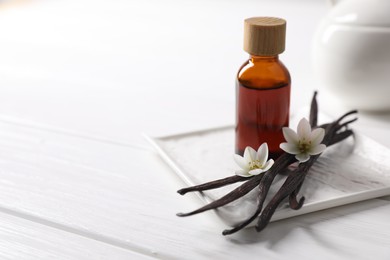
<box><xmin>235</xmin><ymin>17</ymin><xmax>291</xmax><ymax>159</ymax></box>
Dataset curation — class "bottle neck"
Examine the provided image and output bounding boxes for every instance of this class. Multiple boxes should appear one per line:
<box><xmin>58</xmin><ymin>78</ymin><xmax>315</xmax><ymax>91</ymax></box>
<box><xmin>249</xmin><ymin>55</ymin><xmax>279</xmax><ymax>63</ymax></box>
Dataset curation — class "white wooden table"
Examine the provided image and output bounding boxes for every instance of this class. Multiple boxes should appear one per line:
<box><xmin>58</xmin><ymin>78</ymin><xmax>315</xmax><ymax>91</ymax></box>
<box><xmin>0</xmin><ymin>0</ymin><xmax>390</xmax><ymax>259</ymax></box>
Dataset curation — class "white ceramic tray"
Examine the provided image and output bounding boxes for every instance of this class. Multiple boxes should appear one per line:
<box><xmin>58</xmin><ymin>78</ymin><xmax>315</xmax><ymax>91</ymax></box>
<box><xmin>145</xmin><ymin>126</ymin><xmax>390</xmax><ymax>227</ymax></box>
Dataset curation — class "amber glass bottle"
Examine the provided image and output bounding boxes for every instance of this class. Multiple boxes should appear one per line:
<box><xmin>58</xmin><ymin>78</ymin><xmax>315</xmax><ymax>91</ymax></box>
<box><xmin>235</xmin><ymin>17</ymin><xmax>291</xmax><ymax>159</ymax></box>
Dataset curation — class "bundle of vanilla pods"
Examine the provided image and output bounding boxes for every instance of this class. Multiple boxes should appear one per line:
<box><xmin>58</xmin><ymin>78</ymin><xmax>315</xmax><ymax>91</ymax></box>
<box><xmin>177</xmin><ymin>92</ymin><xmax>357</xmax><ymax>235</ymax></box>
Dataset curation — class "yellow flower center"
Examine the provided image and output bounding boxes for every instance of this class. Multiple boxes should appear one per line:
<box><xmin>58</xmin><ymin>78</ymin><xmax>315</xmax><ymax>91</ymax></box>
<box><xmin>298</xmin><ymin>140</ymin><xmax>311</xmax><ymax>153</ymax></box>
<box><xmin>248</xmin><ymin>160</ymin><xmax>262</xmax><ymax>170</ymax></box>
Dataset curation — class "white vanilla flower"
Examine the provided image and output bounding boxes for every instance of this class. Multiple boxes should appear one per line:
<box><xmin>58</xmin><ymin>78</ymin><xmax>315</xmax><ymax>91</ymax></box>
<box><xmin>280</xmin><ymin>118</ymin><xmax>326</xmax><ymax>163</ymax></box>
<box><xmin>234</xmin><ymin>143</ymin><xmax>274</xmax><ymax>177</ymax></box>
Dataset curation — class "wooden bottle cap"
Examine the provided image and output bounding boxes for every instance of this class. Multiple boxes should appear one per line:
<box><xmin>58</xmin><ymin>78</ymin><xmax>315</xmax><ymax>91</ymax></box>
<box><xmin>244</xmin><ymin>17</ymin><xmax>286</xmax><ymax>56</ymax></box>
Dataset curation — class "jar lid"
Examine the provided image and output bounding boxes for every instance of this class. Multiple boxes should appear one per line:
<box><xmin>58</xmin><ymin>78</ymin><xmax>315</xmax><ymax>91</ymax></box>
<box><xmin>244</xmin><ymin>17</ymin><xmax>286</xmax><ymax>56</ymax></box>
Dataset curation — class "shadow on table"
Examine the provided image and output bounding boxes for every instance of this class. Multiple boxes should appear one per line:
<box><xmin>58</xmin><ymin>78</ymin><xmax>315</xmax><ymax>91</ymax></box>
<box><xmin>225</xmin><ymin>198</ymin><xmax>388</xmax><ymax>250</ymax></box>
<box><xmin>361</xmin><ymin>109</ymin><xmax>390</xmax><ymax>118</ymax></box>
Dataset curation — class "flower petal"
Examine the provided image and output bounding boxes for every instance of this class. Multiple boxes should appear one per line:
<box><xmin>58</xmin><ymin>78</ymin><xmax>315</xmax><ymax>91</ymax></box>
<box><xmin>256</xmin><ymin>143</ymin><xmax>268</xmax><ymax>166</ymax></box>
<box><xmin>309</xmin><ymin>144</ymin><xmax>326</xmax><ymax>155</ymax></box>
<box><xmin>244</xmin><ymin>146</ymin><xmax>257</xmax><ymax>163</ymax></box>
<box><xmin>310</xmin><ymin>128</ymin><xmax>325</xmax><ymax>146</ymax></box>
<box><xmin>235</xmin><ymin>169</ymin><xmax>251</xmax><ymax>177</ymax></box>
<box><xmin>280</xmin><ymin>142</ymin><xmax>300</xmax><ymax>154</ymax></box>
<box><xmin>262</xmin><ymin>159</ymin><xmax>274</xmax><ymax>172</ymax></box>
<box><xmin>282</xmin><ymin>127</ymin><xmax>299</xmax><ymax>144</ymax></box>
<box><xmin>295</xmin><ymin>153</ymin><xmax>310</xmax><ymax>163</ymax></box>
<box><xmin>297</xmin><ymin>118</ymin><xmax>311</xmax><ymax>140</ymax></box>
<box><xmin>248</xmin><ymin>169</ymin><xmax>264</xmax><ymax>175</ymax></box>
<box><xmin>233</xmin><ymin>154</ymin><xmax>249</xmax><ymax>170</ymax></box>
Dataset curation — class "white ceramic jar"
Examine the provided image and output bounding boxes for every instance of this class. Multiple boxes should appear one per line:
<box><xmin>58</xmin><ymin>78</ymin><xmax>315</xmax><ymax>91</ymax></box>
<box><xmin>312</xmin><ymin>0</ymin><xmax>390</xmax><ymax>111</ymax></box>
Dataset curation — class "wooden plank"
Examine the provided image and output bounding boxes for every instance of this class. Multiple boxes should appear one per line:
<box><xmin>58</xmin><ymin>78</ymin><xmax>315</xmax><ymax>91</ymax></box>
<box><xmin>0</xmin><ymin>211</ymin><xmax>152</xmax><ymax>260</ymax></box>
<box><xmin>0</xmin><ymin>121</ymin><xmax>389</xmax><ymax>259</ymax></box>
